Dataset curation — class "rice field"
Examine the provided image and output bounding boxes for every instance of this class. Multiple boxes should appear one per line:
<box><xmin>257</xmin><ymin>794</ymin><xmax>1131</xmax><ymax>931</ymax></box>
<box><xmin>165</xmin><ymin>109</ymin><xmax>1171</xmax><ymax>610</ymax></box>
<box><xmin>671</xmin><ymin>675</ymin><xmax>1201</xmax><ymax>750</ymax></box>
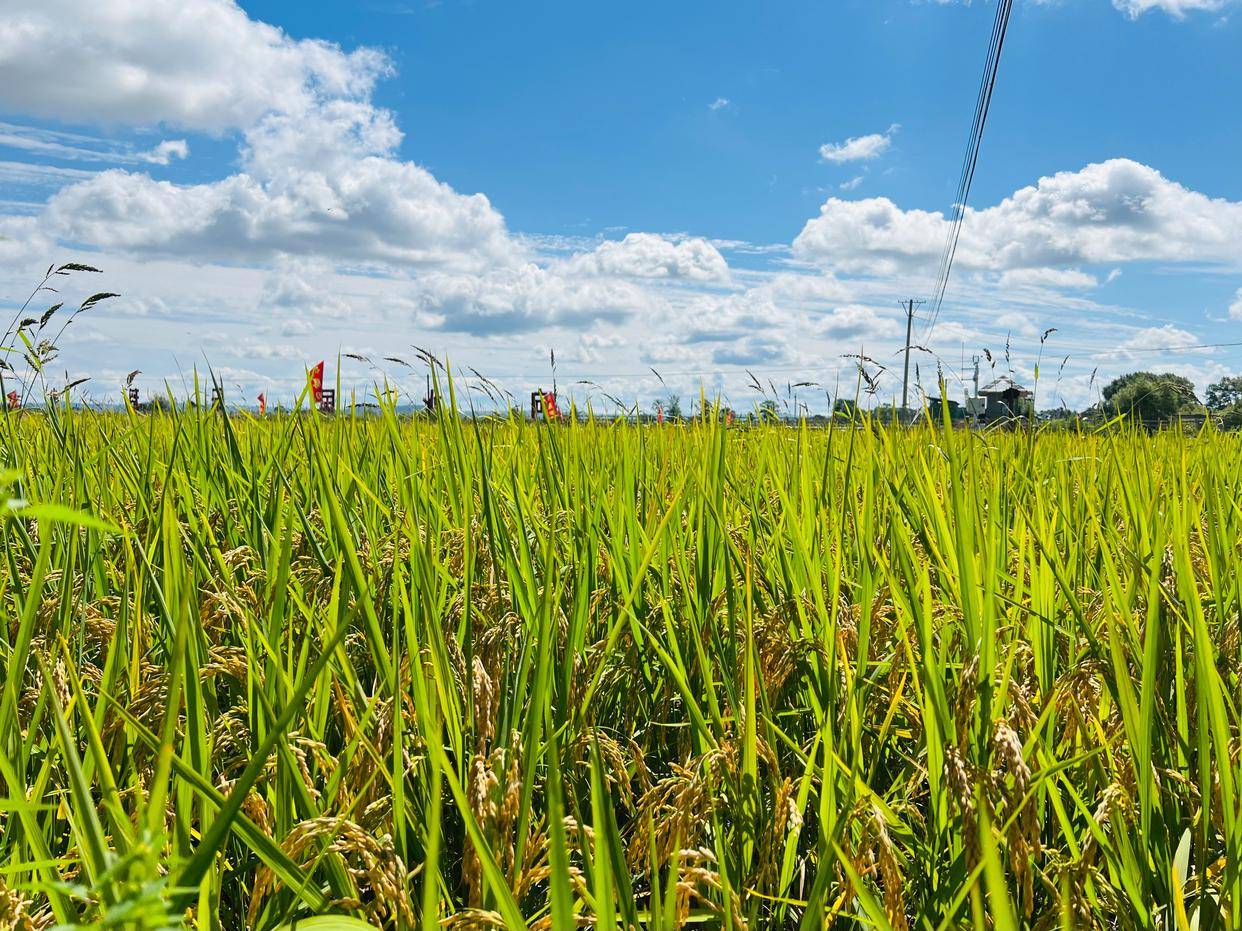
<box><xmin>1</xmin><ymin>396</ymin><xmax>1239</xmax><ymax>929</ymax></box>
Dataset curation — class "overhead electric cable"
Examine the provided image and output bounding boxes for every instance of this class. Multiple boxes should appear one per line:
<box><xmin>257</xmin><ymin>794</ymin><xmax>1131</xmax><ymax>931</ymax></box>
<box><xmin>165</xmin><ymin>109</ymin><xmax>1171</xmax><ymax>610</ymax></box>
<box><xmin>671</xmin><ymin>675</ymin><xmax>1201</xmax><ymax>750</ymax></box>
<box><xmin>921</xmin><ymin>0</ymin><xmax>1015</xmax><ymax>345</ymax></box>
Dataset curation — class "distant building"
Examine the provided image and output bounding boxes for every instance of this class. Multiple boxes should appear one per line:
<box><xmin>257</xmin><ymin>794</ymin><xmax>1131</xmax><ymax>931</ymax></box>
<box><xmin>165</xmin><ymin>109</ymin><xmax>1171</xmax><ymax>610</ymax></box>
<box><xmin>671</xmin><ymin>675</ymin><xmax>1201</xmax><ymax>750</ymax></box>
<box><xmin>976</xmin><ymin>376</ymin><xmax>1033</xmax><ymax>422</ymax></box>
<box><xmin>923</xmin><ymin>395</ymin><xmax>963</xmax><ymax>423</ymax></box>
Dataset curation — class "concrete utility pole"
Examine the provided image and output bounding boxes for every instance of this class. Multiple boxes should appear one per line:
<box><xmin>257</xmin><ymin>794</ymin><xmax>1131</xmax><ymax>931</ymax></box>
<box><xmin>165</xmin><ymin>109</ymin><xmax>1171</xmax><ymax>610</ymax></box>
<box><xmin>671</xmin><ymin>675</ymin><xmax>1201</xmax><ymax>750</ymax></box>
<box><xmin>899</xmin><ymin>298</ymin><xmax>925</xmax><ymax>414</ymax></box>
<box><xmin>970</xmin><ymin>355</ymin><xmax>982</xmax><ymax>426</ymax></box>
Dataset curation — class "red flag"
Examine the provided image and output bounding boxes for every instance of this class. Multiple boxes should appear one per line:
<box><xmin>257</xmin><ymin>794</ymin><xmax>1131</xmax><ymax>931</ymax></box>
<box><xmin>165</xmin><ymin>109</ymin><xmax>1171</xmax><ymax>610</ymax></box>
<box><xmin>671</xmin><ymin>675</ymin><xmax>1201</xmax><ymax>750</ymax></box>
<box><xmin>257</xmin><ymin>392</ymin><xmax>267</xmax><ymax>415</ymax></box>
<box><xmin>657</xmin><ymin>405</ymin><xmax>664</xmax><ymax>425</ymax></box>
<box><xmin>542</xmin><ymin>391</ymin><xmax>560</xmax><ymax>421</ymax></box>
<box><xmin>6</xmin><ymin>390</ymin><xmax>18</xmax><ymax>410</ymax></box>
<box><xmin>309</xmin><ymin>361</ymin><xmax>324</xmax><ymax>405</ymax></box>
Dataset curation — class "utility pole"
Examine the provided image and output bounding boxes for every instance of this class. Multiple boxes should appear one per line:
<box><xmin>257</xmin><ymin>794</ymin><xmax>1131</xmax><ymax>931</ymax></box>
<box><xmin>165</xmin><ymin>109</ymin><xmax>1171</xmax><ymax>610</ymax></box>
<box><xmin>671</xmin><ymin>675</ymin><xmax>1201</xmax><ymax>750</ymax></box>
<box><xmin>899</xmin><ymin>298</ymin><xmax>925</xmax><ymax>416</ymax></box>
<box><xmin>970</xmin><ymin>355</ymin><xmax>981</xmax><ymax>426</ymax></box>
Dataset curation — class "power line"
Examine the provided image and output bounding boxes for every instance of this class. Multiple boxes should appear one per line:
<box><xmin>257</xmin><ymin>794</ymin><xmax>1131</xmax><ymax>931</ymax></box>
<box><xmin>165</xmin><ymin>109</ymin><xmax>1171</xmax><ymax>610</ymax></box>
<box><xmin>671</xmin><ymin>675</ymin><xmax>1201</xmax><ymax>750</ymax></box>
<box><xmin>921</xmin><ymin>0</ymin><xmax>1015</xmax><ymax>346</ymax></box>
<box><xmin>1092</xmin><ymin>339</ymin><xmax>1242</xmax><ymax>356</ymax></box>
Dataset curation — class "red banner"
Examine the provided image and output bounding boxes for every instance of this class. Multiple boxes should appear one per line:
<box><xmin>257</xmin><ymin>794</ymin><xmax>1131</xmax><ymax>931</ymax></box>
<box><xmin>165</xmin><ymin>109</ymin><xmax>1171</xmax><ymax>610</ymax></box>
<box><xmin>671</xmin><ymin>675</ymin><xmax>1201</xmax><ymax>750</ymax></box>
<box><xmin>257</xmin><ymin>392</ymin><xmax>266</xmax><ymax>415</ymax></box>
<box><xmin>309</xmin><ymin>361</ymin><xmax>324</xmax><ymax>405</ymax></box>
<box><xmin>542</xmin><ymin>391</ymin><xmax>560</xmax><ymax>421</ymax></box>
<box><xmin>6</xmin><ymin>390</ymin><xmax>17</xmax><ymax>410</ymax></box>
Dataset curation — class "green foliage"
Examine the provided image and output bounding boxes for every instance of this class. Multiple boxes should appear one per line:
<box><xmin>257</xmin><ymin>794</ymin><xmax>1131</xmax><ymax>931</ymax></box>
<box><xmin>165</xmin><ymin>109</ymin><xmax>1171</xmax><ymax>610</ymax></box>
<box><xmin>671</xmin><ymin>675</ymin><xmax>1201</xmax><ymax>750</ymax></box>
<box><xmin>1205</xmin><ymin>375</ymin><xmax>1242</xmax><ymax>411</ymax></box>
<box><xmin>652</xmin><ymin>393</ymin><xmax>682</xmax><ymax>421</ymax></box>
<box><xmin>1</xmin><ymin>393</ymin><xmax>1240</xmax><ymax>929</ymax></box>
<box><xmin>1102</xmin><ymin>370</ymin><xmax>1200</xmax><ymax>423</ymax></box>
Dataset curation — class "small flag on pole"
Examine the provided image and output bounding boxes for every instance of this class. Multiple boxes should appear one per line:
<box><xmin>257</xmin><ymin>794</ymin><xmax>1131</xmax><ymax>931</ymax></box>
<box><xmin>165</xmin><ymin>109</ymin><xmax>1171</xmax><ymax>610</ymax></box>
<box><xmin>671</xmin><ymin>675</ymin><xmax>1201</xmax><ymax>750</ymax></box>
<box><xmin>257</xmin><ymin>392</ymin><xmax>266</xmax><ymax>415</ymax></box>
<box><xmin>6</xmin><ymin>390</ymin><xmax>18</xmax><ymax>410</ymax></box>
<box><xmin>309</xmin><ymin>361</ymin><xmax>325</xmax><ymax>406</ymax></box>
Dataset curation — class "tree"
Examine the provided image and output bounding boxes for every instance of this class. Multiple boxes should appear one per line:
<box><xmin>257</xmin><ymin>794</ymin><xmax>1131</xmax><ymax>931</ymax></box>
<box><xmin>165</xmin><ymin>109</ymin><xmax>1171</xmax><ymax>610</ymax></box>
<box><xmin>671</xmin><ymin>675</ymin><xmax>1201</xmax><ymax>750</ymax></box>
<box><xmin>1102</xmin><ymin>371</ymin><xmax>1199</xmax><ymax>423</ymax></box>
<box><xmin>757</xmin><ymin>399</ymin><xmax>779</xmax><ymax>423</ymax></box>
<box><xmin>663</xmin><ymin>394</ymin><xmax>682</xmax><ymax>420</ymax></box>
<box><xmin>1205</xmin><ymin>376</ymin><xmax>1242</xmax><ymax>411</ymax></box>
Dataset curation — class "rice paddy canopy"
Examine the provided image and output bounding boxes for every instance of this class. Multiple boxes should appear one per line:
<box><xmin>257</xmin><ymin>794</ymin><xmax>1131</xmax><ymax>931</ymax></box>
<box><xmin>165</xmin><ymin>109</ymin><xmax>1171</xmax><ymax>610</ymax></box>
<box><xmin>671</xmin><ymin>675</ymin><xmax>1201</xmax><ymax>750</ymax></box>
<box><xmin>0</xmin><ymin>395</ymin><xmax>1239</xmax><ymax>929</ymax></box>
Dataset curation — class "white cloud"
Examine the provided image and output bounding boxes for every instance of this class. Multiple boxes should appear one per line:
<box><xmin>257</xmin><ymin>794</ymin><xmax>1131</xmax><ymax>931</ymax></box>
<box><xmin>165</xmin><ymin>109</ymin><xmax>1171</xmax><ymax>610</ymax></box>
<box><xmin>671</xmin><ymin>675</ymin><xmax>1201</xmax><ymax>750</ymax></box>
<box><xmin>1229</xmin><ymin>288</ymin><xmax>1242</xmax><ymax>320</ymax></box>
<box><xmin>0</xmin><ymin>160</ymin><xmax>94</xmax><ymax>186</ymax></box>
<box><xmin>818</xmin><ymin>304</ymin><xmax>901</xmax><ymax>341</ymax></box>
<box><xmin>1112</xmin><ymin>0</ymin><xmax>1234</xmax><ymax>17</ymax></box>
<box><xmin>411</xmin><ymin>264</ymin><xmax>653</xmax><ymax>335</ymax></box>
<box><xmin>278</xmin><ymin>317</ymin><xmax>315</xmax><ymax>337</ymax></box>
<box><xmin>561</xmin><ymin>233</ymin><xmax>729</xmax><ymax>283</ymax></box>
<box><xmin>140</xmin><ymin>139</ymin><xmax>189</xmax><ymax>165</ymax></box>
<box><xmin>0</xmin><ymin>122</ymin><xmax>188</xmax><ymax>167</ymax></box>
<box><xmin>999</xmin><ymin>267</ymin><xmax>1098</xmax><ymax>290</ymax></box>
<box><xmin>712</xmin><ymin>335</ymin><xmax>789</xmax><ymax>366</ymax></box>
<box><xmin>793</xmin><ymin>195</ymin><xmax>945</xmax><ymax>274</ymax></box>
<box><xmin>794</xmin><ymin>159</ymin><xmax>1242</xmax><ymax>276</ymax></box>
<box><xmin>708</xmin><ymin>97</ymin><xmax>731</xmax><ymax>111</ymax></box>
<box><xmin>840</xmin><ymin>176</ymin><xmax>865</xmax><ymax>192</ymax></box>
<box><xmin>574</xmin><ymin>331</ymin><xmax>626</xmax><ymax>364</ymax></box>
<box><xmin>992</xmin><ymin>310</ymin><xmax>1039</xmax><ymax>339</ymax></box>
<box><xmin>927</xmin><ymin>0</ymin><xmax>1236</xmax><ymax>17</ymax></box>
<box><xmin>37</xmin><ymin>103</ymin><xmax>516</xmax><ymax>270</ymax></box>
<box><xmin>0</xmin><ymin>0</ymin><xmax>389</xmax><ymax>133</ymax></box>
<box><xmin>819</xmin><ymin>124</ymin><xmax>900</xmax><ymax>164</ymax></box>
<box><xmin>0</xmin><ymin>1</ymin><xmax>518</xmax><ymax>279</ymax></box>
<box><xmin>1119</xmin><ymin>324</ymin><xmax>1205</xmax><ymax>353</ymax></box>
<box><xmin>259</xmin><ymin>257</ymin><xmax>352</xmax><ymax>318</ymax></box>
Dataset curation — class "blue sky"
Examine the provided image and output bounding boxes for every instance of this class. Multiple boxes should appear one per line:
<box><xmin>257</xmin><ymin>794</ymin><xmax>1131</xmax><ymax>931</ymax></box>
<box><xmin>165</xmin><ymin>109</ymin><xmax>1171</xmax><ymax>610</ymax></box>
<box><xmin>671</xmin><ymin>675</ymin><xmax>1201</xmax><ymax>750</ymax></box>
<box><xmin>1</xmin><ymin>0</ymin><xmax>1241</xmax><ymax>411</ymax></box>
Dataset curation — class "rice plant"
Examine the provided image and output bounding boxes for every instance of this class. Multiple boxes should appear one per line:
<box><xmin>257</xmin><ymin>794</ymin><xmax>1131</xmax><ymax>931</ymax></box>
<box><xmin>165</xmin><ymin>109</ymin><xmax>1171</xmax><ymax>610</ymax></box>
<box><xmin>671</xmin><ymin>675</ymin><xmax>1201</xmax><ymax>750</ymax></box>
<box><xmin>0</xmin><ymin>389</ymin><xmax>1239</xmax><ymax>929</ymax></box>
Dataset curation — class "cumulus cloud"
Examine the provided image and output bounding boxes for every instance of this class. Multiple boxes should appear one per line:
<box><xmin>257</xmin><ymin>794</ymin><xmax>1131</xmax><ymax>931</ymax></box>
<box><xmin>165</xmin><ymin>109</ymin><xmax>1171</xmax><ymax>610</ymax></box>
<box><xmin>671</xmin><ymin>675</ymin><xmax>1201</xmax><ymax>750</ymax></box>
<box><xmin>794</xmin><ymin>159</ymin><xmax>1242</xmax><ymax>276</ymax></box>
<box><xmin>34</xmin><ymin>98</ymin><xmax>516</xmax><ymax>270</ymax></box>
<box><xmin>410</xmin><ymin>264</ymin><xmax>652</xmax><ymax>335</ymax></box>
<box><xmin>793</xmin><ymin>196</ymin><xmax>945</xmax><ymax>274</ymax></box>
<box><xmin>712</xmin><ymin>336</ymin><xmax>789</xmax><ymax>366</ymax></box>
<box><xmin>1120</xmin><ymin>324</ymin><xmax>1205</xmax><ymax>353</ymax></box>
<box><xmin>259</xmin><ymin>257</ymin><xmax>353</xmax><ymax>318</ymax></box>
<box><xmin>140</xmin><ymin>139</ymin><xmax>189</xmax><ymax>165</ymax></box>
<box><xmin>562</xmin><ymin>233</ymin><xmax>729</xmax><ymax>283</ymax></box>
<box><xmin>818</xmin><ymin>304</ymin><xmax>901</xmax><ymax>341</ymax></box>
<box><xmin>819</xmin><ymin>124</ymin><xmax>900</xmax><ymax>164</ymax></box>
<box><xmin>0</xmin><ymin>0</ymin><xmax>517</xmax><ymax>280</ymax></box>
<box><xmin>574</xmin><ymin>331</ymin><xmax>626</xmax><ymax>364</ymax></box>
<box><xmin>0</xmin><ymin>0</ymin><xmax>389</xmax><ymax>132</ymax></box>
